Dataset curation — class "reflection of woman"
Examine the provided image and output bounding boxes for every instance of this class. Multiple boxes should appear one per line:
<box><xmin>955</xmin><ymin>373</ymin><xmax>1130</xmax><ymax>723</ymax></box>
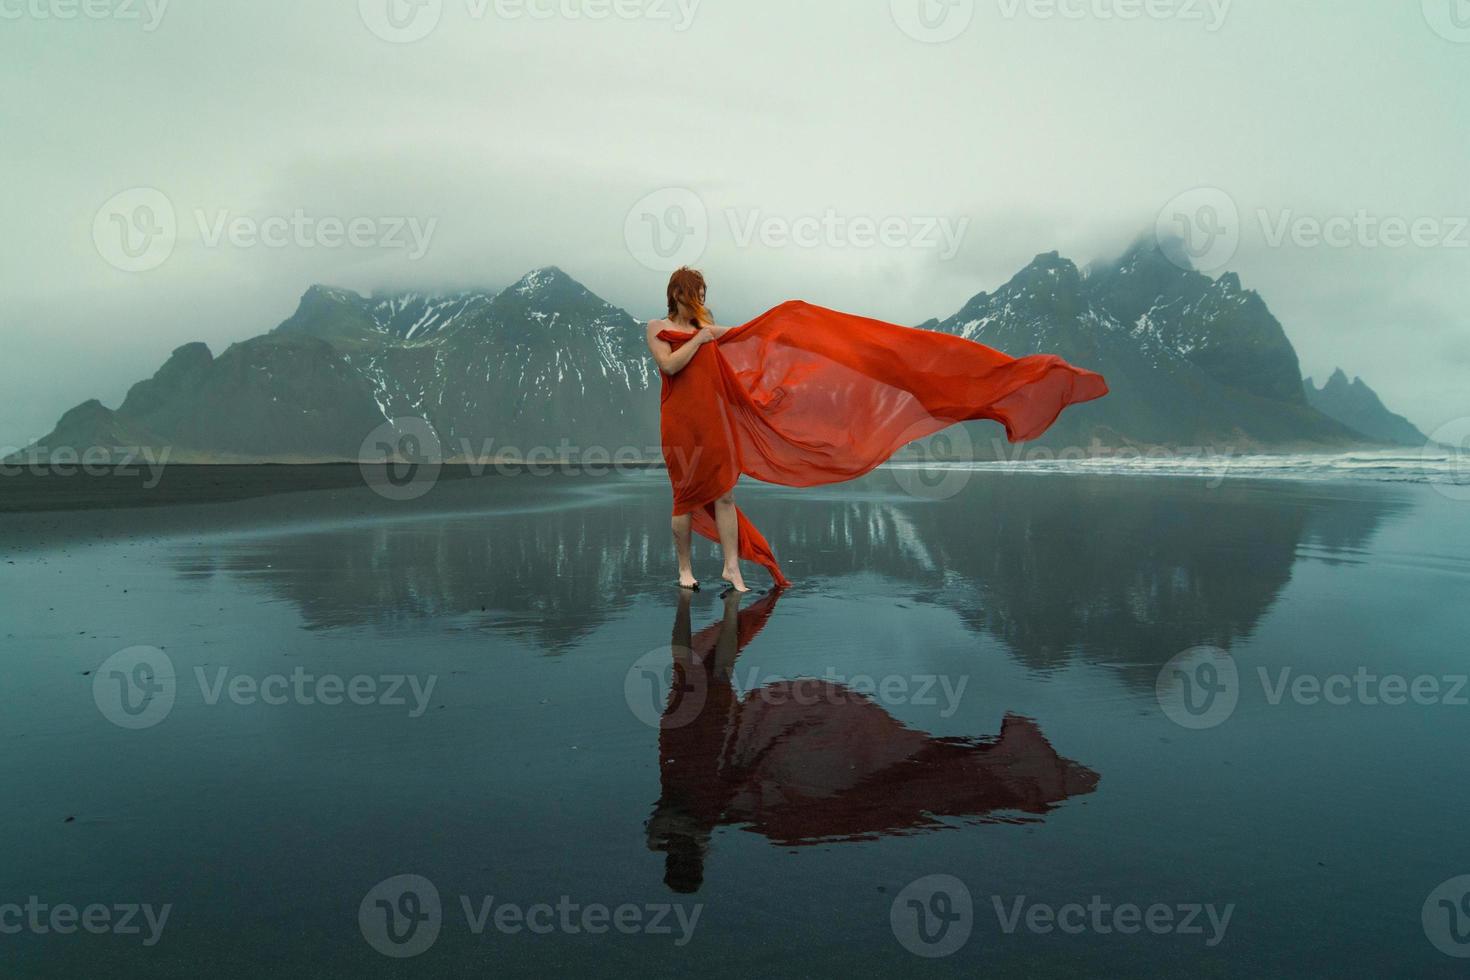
<box><xmin>646</xmin><ymin>589</ymin><xmax>1101</xmax><ymax>893</ymax></box>
<box><xmin>646</xmin><ymin>266</ymin><xmax>1108</xmax><ymax>592</ymax></box>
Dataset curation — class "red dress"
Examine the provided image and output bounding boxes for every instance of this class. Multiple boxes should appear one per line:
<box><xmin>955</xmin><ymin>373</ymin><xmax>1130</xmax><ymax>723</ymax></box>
<box><xmin>658</xmin><ymin>300</ymin><xmax>1108</xmax><ymax>588</ymax></box>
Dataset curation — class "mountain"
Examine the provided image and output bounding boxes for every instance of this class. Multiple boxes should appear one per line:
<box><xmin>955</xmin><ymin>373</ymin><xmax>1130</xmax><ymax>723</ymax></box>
<box><xmin>920</xmin><ymin>239</ymin><xmax>1362</xmax><ymax>452</ymax></box>
<box><xmin>17</xmin><ymin>248</ymin><xmax>1420</xmax><ymax>464</ymax></box>
<box><xmin>18</xmin><ymin>267</ymin><xmax>659</xmax><ymax>463</ymax></box>
<box><xmin>347</xmin><ymin>268</ymin><xmax>658</xmax><ymax>458</ymax></box>
<box><xmin>1304</xmin><ymin>369</ymin><xmax>1427</xmax><ymax>447</ymax></box>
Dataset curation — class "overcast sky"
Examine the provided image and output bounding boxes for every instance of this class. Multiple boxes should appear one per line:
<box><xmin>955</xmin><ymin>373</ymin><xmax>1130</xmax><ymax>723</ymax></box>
<box><xmin>2</xmin><ymin>0</ymin><xmax>1467</xmax><ymax>448</ymax></box>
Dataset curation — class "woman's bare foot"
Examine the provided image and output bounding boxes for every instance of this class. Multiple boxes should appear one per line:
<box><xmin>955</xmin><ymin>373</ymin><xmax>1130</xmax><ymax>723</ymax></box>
<box><xmin>721</xmin><ymin>564</ymin><xmax>750</xmax><ymax>593</ymax></box>
<box><xmin>677</xmin><ymin>568</ymin><xmax>699</xmax><ymax>590</ymax></box>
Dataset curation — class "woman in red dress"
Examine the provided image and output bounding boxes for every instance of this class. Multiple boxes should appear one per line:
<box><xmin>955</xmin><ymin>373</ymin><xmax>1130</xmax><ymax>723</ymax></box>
<box><xmin>646</xmin><ymin>267</ymin><xmax>1108</xmax><ymax>595</ymax></box>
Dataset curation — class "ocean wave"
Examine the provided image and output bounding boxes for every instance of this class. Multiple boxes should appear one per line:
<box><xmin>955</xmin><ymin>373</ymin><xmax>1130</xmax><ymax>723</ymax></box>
<box><xmin>887</xmin><ymin>450</ymin><xmax>1470</xmax><ymax>487</ymax></box>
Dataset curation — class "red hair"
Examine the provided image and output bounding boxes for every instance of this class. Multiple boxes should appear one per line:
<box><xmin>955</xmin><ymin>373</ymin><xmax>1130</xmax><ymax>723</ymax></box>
<box><xmin>666</xmin><ymin>267</ymin><xmax>711</xmax><ymax>326</ymax></box>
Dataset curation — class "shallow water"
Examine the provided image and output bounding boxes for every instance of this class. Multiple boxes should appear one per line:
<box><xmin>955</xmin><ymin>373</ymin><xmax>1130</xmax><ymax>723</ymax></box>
<box><xmin>2</xmin><ymin>468</ymin><xmax>1469</xmax><ymax>977</ymax></box>
<box><xmin>897</xmin><ymin>446</ymin><xmax>1470</xmax><ymax>487</ymax></box>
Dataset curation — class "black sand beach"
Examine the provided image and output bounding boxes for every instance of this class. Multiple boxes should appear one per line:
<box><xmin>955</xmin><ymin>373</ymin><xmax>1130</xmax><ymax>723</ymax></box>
<box><xmin>3</xmin><ymin>466</ymin><xmax>1469</xmax><ymax>977</ymax></box>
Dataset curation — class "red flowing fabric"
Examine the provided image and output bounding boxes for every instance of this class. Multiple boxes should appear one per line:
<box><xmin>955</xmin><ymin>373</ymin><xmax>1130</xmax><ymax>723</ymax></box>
<box><xmin>658</xmin><ymin>300</ymin><xmax>1109</xmax><ymax>588</ymax></box>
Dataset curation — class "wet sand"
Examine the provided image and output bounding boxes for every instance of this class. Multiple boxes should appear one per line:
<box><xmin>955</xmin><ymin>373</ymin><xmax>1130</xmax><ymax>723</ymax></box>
<box><xmin>2</xmin><ymin>467</ymin><xmax>1469</xmax><ymax>977</ymax></box>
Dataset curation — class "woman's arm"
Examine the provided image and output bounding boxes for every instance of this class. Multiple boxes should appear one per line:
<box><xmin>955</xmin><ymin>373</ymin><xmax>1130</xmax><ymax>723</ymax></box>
<box><xmin>647</xmin><ymin>322</ymin><xmax>715</xmax><ymax>376</ymax></box>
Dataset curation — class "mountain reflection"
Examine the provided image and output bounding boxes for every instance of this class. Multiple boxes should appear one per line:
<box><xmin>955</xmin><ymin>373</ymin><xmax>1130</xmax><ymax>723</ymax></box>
<box><xmin>646</xmin><ymin>588</ymin><xmax>1099</xmax><ymax>893</ymax></box>
<box><xmin>169</xmin><ymin>471</ymin><xmax>1406</xmax><ymax>674</ymax></box>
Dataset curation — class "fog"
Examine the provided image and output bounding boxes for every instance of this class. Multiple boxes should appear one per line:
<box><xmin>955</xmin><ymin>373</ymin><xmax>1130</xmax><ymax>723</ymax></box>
<box><xmin>2</xmin><ymin>0</ymin><xmax>1466</xmax><ymax>447</ymax></box>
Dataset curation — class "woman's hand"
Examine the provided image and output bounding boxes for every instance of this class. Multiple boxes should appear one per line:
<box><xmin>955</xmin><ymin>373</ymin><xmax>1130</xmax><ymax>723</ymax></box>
<box><xmin>695</xmin><ymin>326</ymin><xmax>718</xmax><ymax>346</ymax></box>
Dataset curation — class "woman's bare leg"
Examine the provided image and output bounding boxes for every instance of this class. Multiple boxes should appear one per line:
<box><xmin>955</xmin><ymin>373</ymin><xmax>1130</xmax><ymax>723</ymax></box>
<box><xmin>714</xmin><ymin>493</ymin><xmax>749</xmax><ymax>593</ymax></box>
<box><xmin>672</xmin><ymin>513</ymin><xmax>697</xmax><ymax>588</ymax></box>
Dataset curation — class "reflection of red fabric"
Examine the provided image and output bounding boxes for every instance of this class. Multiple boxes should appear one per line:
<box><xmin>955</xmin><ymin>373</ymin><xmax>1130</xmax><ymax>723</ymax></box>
<box><xmin>658</xmin><ymin>301</ymin><xmax>1109</xmax><ymax>587</ymax></box>
<box><xmin>650</xmin><ymin>591</ymin><xmax>1100</xmax><ymax>867</ymax></box>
